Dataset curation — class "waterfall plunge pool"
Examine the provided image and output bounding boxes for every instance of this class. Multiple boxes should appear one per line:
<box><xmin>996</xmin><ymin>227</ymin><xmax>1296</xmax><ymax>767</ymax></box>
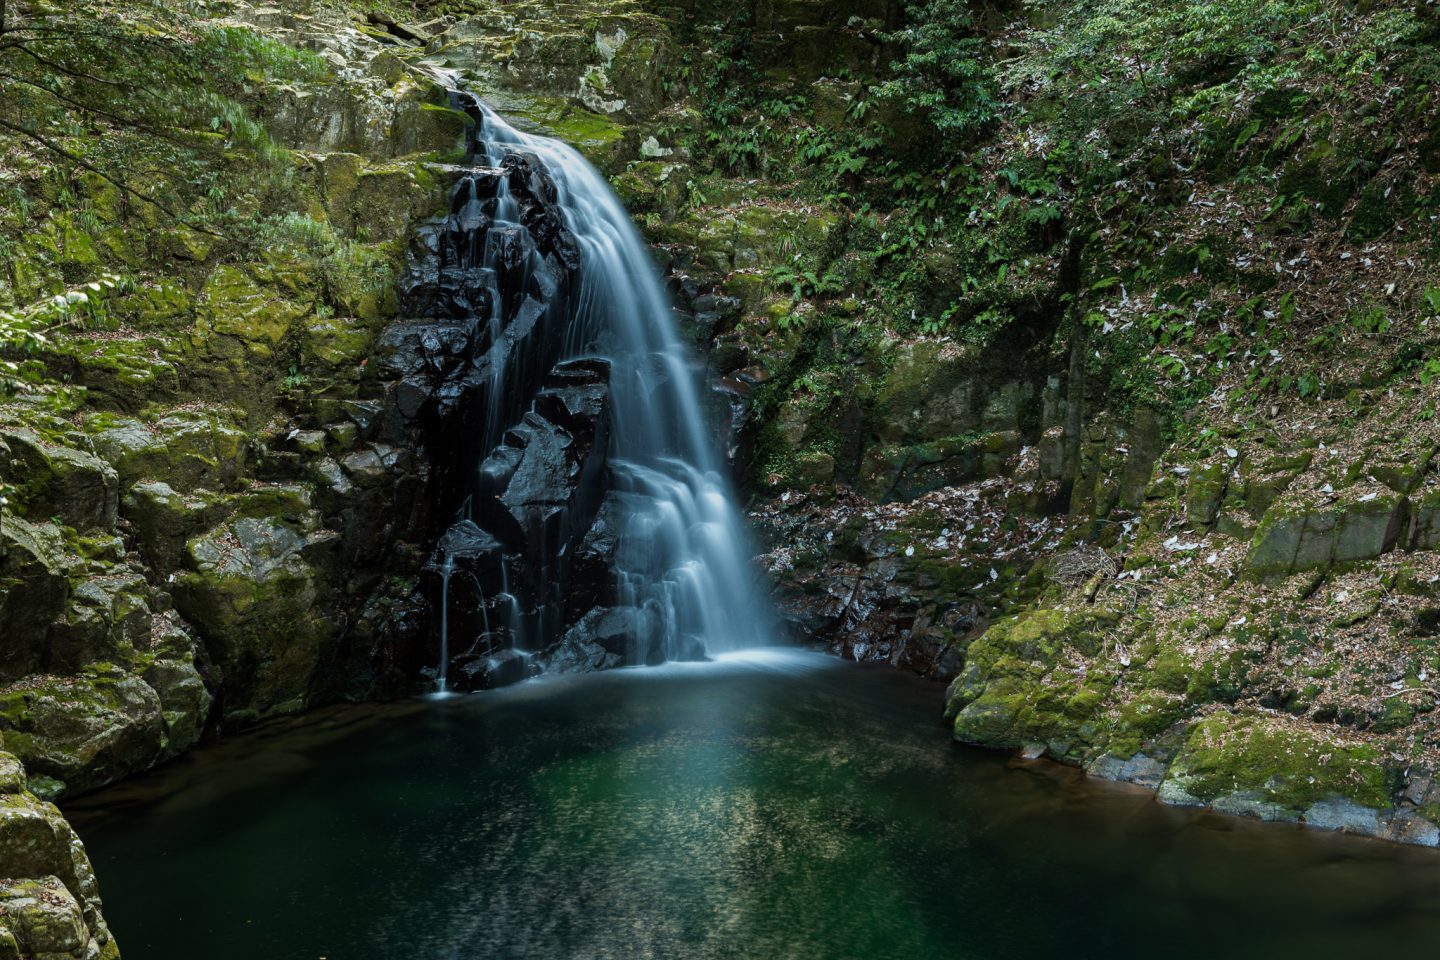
<box><xmin>68</xmin><ymin>650</ymin><xmax>1440</xmax><ymax>959</ymax></box>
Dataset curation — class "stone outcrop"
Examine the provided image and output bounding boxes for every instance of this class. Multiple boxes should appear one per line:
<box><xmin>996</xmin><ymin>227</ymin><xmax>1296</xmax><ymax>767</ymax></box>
<box><xmin>0</xmin><ymin>752</ymin><xmax>118</xmax><ymax>958</ymax></box>
<box><xmin>0</xmin><ymin>4</ymin><xmax>472</xmax><ymax>801</ymax></box>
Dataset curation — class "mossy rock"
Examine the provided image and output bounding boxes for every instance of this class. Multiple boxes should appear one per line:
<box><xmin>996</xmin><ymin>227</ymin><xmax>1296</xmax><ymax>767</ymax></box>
<box><xmin>397</xmin><ymin>99</ymin><xmax>473</xmax><ymax>159</ymax></box>
<box><xmin>1247</xmin><ymin>492</ymin><xmax>1408</xmax><ymax>577</ymax></box>
<box><xmin>486</xmin><ymin>94</ymin><xmax>626</xmax><ymax>168</ymax></box>
<box><xmin>111</xmin><ymin>279</ymin><xmax>195</xmax><ymax>333</ymax></box>
<box><xmin>0</xmin><ymin>790</ymin><xmax>118</xmax><ymax>959</ymax></box>
<box><xmin>0</xmin><ymin>429</ymin><xmax>118</xmax><ymax>530</ymax></box>
<box><xmin>172</xmin><ymin>517</ymin><xmax>337</xmax><ymax>720</ymax></box>
<box><xmin>656</xmin><ymin>194</ymin><xmax>843</xmax><ymax>277</ymax></box>
<box><xmin>1071</xmin><ymin>411</ymin><xmax>1164</xmax><ymax>522</ymax></box>
<box><xmin>122</xmin><ymin>481</ymin><xmax>228</xmax><ymax>573</ymax></box>
<box><xmin>868</xmin><ymin>340</ymin><xmax>981</xmax><ymax>445</ymax></box>
<box><xmin>1158</xmin><ymin>712</ymin><xmax>1396</xmax><ymax>817</ymax></box>
<box><xmin>860</xmin><ymin>435</ymin><xmax>985</xmax><ymax>502</ymax></box>
<box><xmin>196</xmin><ymin>264</ymin><xmax>311</xmax><ymax>362</ymax></box>
<box><xmin>139</xmin><ymin>654</ymin><xmax>212</xmax><ymax>761</ymax></box>
<box><xmin>1103</xmin><ymin>689</ymin><xmax>1189</xmax><ymax>758</ymax></box>
<box><xmin>1185</xmin><ymin>462</ymin><xmax>1229</xmax><ymax>529</ymax></box>
<box><xmin>90</xmin><ymin>411</ymin><xmax>249</xmax><ymax>493</ymax></box>
<box><xmin>0</xmin><ymin>519</ymin><xmax>74</xmax><ymax>683</ymax></box>
<box><xmin>321</xmin><ymin>158</ymin><xmax>443</xmax><ymax>241</ymax></box>
<box><xmin>47</xmin><ymin>334</ymin><xmax>183</xmax><ymax>412</ymax></box>
<box><xmin>0</xmin><ymin>753</ymin><xmax>26</xmax><ymax>795</ymax></box>
<box><xmin>0</xmin><ymin>876</ymin><xmax>91</xmax><ymax>959</ymax></box>
<box><xmin>1409</xmin><ymin>487</ymin><xmax>1440</xmax><ymax>551</ymax></box>
<box><xmin>612</xmin><ymin>160</ymin><xmax>688</xmax><ymax>219</ymax></box>
<box><xmin>46</xmin><ymin>570</ymin><xmax>153</xmax><ymax>675</ymax></box>
<box><xmin>0</xmin><ymin>664</ymin><xmax>165</xmax><ymax>796</ymax></box>
<box><xmin>945</xmin><ymin>607</ymin><xmax>1117</xmax><ymax>753</ymax></box>
<box><xmin>303</xmin><ymin>312</ymin><xmax>379</xmax><ymax>370</ymax></box>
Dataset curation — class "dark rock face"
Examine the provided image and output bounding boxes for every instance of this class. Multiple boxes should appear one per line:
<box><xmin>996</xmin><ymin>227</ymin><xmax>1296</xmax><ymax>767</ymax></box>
<box><xmin>371</xmin><ymin>94</ymin><xmax>675</xmax><ymax>692</ymax></box>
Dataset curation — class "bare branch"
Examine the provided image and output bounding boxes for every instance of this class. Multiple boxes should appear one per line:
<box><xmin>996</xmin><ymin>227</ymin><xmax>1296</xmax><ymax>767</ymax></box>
<box><xmin>0</xmin><ymin>116</ymin><xmax>227</xmax><ymax>239</ymax></box>
<box><xmin>0</xmin><ymin>72</ymin><xmax>207</xmax><ymax>148</ymax></box>
<box><xmin>5</xmin><ymin>42</ymin><xmax>131</xmax><ymax>88</ymax></box>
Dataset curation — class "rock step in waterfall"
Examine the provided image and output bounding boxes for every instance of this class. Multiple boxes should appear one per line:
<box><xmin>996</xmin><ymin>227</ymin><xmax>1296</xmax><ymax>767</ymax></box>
<box><xmin>382</xmin><ymin>89</ymin><xmax>768</xmax><ymax>691</ymax></box>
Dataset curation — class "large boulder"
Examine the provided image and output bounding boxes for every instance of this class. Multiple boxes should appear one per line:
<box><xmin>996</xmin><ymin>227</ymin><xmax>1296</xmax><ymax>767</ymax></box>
<box><xmin>45</xmin><ymin>569</ymin><xmax>153</xmax><ymax>673</ymax></box>
<box><xmin>1157</xmin><ymin>713</ymin><xmax>1401</xmax><ymax>828</ymax></box>
<box><xmin>0</xmin><ymin>665</ymin><xmax>165</xmax><ymax>797</ymax></box>
<box><xmin>91</xmin><ymin>411</ymin><xmax>249</xmax><ymax>492</ymax></box>
<box><xmin>944</xmin><ymin>607</ymin><xmax>1116</xmax><ymax>760</ymax></box>
<box><xmin>553</xmin><ymin>605</ymin><xmax>665</xmax><ymax>669</ymax></box>
<box><xmin>1247</xmin><ymin>490</ymin><xmax>1409</xmax><ymax>576</ymax></box>
<box><xmin>0</xmin><ymin>754</ymin><xmax>118</xmax><ymax>958</ymax></box>
<box><xmin>464</xmin><ymin>360</ymin><xmax>612</xmax><ymax>651</ymax></box>
<box><xmin>173</xmin><ymin>517</ymin><xmax>338</xmax><ymax>722</ymax></box>
<box><xmin>0</xmin><ymin>429</ymin><xmax>118</xmax><ymax>530</ymax></box>
<box><xmin>122</xmin><ymin>480</ymin><xmax>228</xmax><ymax>572</ymax></box>
<box><xmin>0</xmin><ymin>519</ymin><xmax>72</xmax><ymax>683</ymax></box>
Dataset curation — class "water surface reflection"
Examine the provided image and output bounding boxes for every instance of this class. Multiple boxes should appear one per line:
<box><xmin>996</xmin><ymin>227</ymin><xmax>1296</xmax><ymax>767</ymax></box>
<box><xmin>69</xmin><ymin>651</ymin><xmax>1440</xmax><ymax>959</ymax></box>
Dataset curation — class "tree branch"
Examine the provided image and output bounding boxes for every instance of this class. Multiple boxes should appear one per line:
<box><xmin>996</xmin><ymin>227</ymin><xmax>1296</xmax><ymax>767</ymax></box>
<box><xmin>0</xmin><ymin>116</ymin><xmax>227</xmax><ymax>239</ymax></box>
<box><xmin>0</xmin><ymin>73</ymin><xmax>206</xmax><ymax>149</ymax></box>
<box><xmin>5</xmin><ymin>42</ymin><xmax>131</xmax><ymax>88</ymax></box>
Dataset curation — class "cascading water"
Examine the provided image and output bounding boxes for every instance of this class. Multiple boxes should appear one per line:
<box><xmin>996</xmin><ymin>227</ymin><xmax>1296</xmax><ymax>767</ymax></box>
<box><xmin>412</xmin><ymin>89</ymin><xmax>769</xmax><ymax>690</ymax></box>
<box><xmin>436</xmin><ymin>554</ymin><xmax>454</xmax><ymax>695</ymax></box>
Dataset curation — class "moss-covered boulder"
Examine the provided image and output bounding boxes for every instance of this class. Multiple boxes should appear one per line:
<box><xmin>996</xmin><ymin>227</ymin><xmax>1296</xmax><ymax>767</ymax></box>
<box><xmin>1247</xmin><ymin>490</ymin><xmax>1408</xmax><ymax>576</ymax></box>
<box><xmin>0</xmin><ymin>876</ymin><xmax>105</xmax><ymax>960</ymax></box>
<box><xmin>45</xmin><ymin>569</ymin><xmax>153</xmax><ymax>674</ymax></box>
<box><xmin>0</xmin><ymin>757</ymin><xmax>118</xmax><ymax>958</ymax></box>
<box><xmin>195</xmin><ymin>263</ymin><xmax>312</xmax><ymax>363</ymax></box>
<box><xmin>44</xmin><ymin>333</ymin><xmax>184</xmax><ymax>413</ymax></box>
<box><xmin>1406</xmin><ymin>487</ymin><xmax>1440</xmax><ymax>551</ymax></box>
<box><xmin>945</xmin><ymin>607</ymin><xmax>1117</xmax><ymax>760</ymax></box>
<box><xmin>0</xmin><ymin>430</ymin><xmax>118</xmax><ymax>531</ymax></box>
<box><xmin>860</xmin><ymin>435</ymin><xmax>985</xmax><ymax>501</ymax></box>
<box><xmin>868</xmin><ymin>340</ymin><xmax>981</xmax><ymax>445</ymax></box>
<box><xmin>121</xmin><ymin>481</ymin><xmax>228</xmax><ymax>572</ymax></box>
<box><xmin>139</xmin><ymin>654</ymin><xmax>212</xmax><ymax>762</ymax></box>
<box><xmin>0</xmin><ymin>519</ymin><xmax>73</xmax><ymax>683</ymax></box>
<box><xmin>91</xmin><ymin>411</ymin><xmax>249</xmax><ymax>492</ymax></box>
<box><xmin>258</xmin><ymin>57</ymin><xmax>467</xmax><ymax>160</ymax></box>
<box><xmin>1070</xmin><ymin>410</ymin><xmax>1164</xmax><ymax>521</ymax></box>
<box><xmin>172</xmin><ymin>517</ymin><xmax>337</xmax><ymax>721</ymax></box>
<box><xmin>0</xmin><ymin>665</ymin><xmax>166</xmax><ymax>797</ymax></box>
<box><xmin>1157</xmin><ymin>712</ymin><xmax>1400</xmax><ymax>826</ymax></box>
<box><xmin>317</xmin><ymin>156</ymin><xmax>442</xmax><ymax>241</ymax></box>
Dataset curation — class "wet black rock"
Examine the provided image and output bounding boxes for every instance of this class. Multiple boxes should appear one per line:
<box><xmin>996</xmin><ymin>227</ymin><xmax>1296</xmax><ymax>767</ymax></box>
<box><xmin>449</xmin><ymin>648</ymin><xmax>539</xmax><ymax>691</ymax></box>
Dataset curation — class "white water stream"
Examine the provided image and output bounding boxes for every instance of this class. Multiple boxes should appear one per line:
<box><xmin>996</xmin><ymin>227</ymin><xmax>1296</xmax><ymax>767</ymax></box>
<box><xmin>435</xmin><ymin>90</ymin><xmax>768</xmax><ymax>668</ymax></box>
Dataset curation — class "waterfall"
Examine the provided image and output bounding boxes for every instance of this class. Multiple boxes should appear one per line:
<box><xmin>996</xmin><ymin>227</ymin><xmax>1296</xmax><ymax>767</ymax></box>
<box><xmin>411</xmin><ymin>89</ymin><xmax>769</xmax><ymax>690</ymax></box>
<box><xmin>436</xmin><ymin>554</ymin><xmax>455</xmax><ymax>695</ymax></box>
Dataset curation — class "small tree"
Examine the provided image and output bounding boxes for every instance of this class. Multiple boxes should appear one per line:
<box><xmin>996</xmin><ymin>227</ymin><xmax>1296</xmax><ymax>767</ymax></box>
<box><xmin>870</xmin><ymin>0</ymin><xmax>999</xmax><ymax>150</ymax></box>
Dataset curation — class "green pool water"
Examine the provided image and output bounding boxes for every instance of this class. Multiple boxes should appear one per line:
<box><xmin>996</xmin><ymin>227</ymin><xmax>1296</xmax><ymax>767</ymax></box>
<box><xmin>68</xmin><ymin>650</ymin><xmax>1440</xmax><ymax>959</ymax></box>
